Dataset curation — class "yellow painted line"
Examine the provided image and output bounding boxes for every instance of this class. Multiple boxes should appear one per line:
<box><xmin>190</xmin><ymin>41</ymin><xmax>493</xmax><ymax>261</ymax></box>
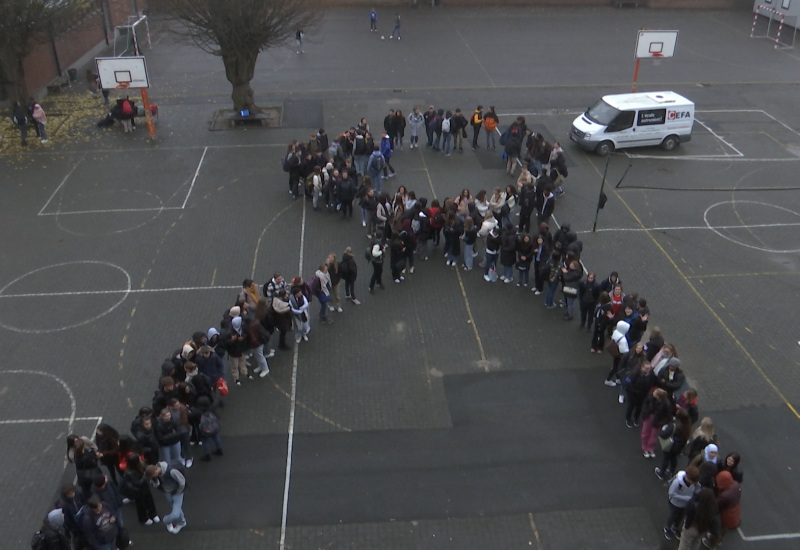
<box><xmin>454</xmin><ymin>268</ymin><xmax>487</xmax><ymax>369</ymax></box>
<box><xmin>587</xmin><ymin>158</ymin><xmax>800</xmax><ymax>419</ymax></box>
<box><xmin>687</xmin><ymin>271</ymin><xmax>800</xmax><ymax>279</ymax></box>
<box><xmin>415</xmin><ymin>145</ymin><xmax>438</xmax><ymax>200</ymax></box>
<box><xmin>415</xmin><ymin>313</ymin><xmax>434</xmax><ymax>392</ymax></box>
<box><xmin>528</xmin><ymin>513</ymin><xmax>543</xmax><ymax>550</ymax></box>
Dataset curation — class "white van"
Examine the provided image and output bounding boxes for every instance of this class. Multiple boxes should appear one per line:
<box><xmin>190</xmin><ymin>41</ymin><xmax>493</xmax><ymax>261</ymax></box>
<box><xmin>569</xmin><ymin>91</ymin><xmax>694</xmax><ymax>155</ymax></box>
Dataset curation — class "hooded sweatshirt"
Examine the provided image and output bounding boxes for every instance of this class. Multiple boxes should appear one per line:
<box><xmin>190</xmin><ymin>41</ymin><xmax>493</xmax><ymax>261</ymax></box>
<box><xmin>668</xmin><ymin>470</ymin><xmax>697</xmax><ymax>508</ymax></box>
<box><xmin>716</xmin><ymin>471</ymin><xmax>742</xmax><ymax>529</ymax></box>
<box><xmin>611</xmin><ymin>321</ymin><xmax>630</xmax><ymax>355</ymax></box>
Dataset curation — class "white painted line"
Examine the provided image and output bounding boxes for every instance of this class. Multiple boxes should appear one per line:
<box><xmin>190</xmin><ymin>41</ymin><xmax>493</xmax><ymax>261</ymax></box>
<box><xmin>0</xmin><ymin>370</ymin><xmax>77</xmax><ymax>437</ymax></box>
<box><xmin>0</xmin><ymin>415</ymin><xmax>100</xmax><ymax>426</ymax></box>
<box><xmin>38</xmin><ymin>157</ymin><xmax>83</xmax><ymax>216</ymax></box>
<box><xmin>738</xmin><ymin>527</ymin><xmax>800</xmax><ymax>541</ymax></box>
<box><xmin>0</xmin><ymin>284</ymin><xmax>240</xmax><ymax>299</ymax></box>
<box><xmin>182</xmin><ymin>146</ymin><xmax>208</xmax><ymax>209</ymax></box>
<box><xmin>695</xmin><ymin>118</ymin><xmax>743</xmax><ymax>157</ymax></box>
<box><xmin>0</xmin><ymin>261</ymin><xmax>132</xmax><ymax>333</ymax></box>
<box><xmin>39</xmin><ymin>207</ymin><xmax>182</xmax><ymax>216</ymax></box>
<box><xmin>588</xmin><ymin>221</ymin><xmax>800</xmax><ymax>234</ymax></box>
<box><xmin>280</xmin><ymin>197</ymin><xmax>306</xmax><ymax>550</ymax></box>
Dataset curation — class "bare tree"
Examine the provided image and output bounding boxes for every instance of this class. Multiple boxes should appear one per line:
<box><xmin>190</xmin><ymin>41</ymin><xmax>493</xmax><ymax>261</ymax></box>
<box><xmin>158</xmin><ymin>0</ymin><xmax>321</xmax><ymax>112</ymax></box>
<box><xmin>0</xmin><ymin>0</ymin><xmax>90</xmax><ymax>102</ymax></box>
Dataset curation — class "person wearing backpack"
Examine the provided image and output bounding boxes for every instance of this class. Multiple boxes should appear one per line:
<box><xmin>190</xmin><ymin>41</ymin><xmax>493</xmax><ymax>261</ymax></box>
<box><xmin>482</xmin><ymin>106</ymin><xmax>499</xmax><ymax>150</ymax></box>
<box><xmin>663</xmin><ymin>465</ymin><xmax>701</xmax><ymax>540</ymax></box>
<box><xmin>195</xmin><ymin>395</ymin><xmax>223</xmax><ymax>461</ymax></box>
<box><xmin>440</xmin><ymin>110</ymin><xmax>454</xmax><ymax>156</ymax></box>
<box><xmin>31</xmin><ymin>509</ymin><xmax>70</xmax><ymax>550</ymax></box>
<box><xmin>145</xmin><ymin>460</ymin><xmax>187</xmax><ymax>534</ymax></box>
<box><xmin>656</xmin><ymin>408</ymin><xmax>693</xmax><ymax>481</ymax></box>
<box><xmin>380</xmin><ymin>133</ymin><xmax>396</xmax><ymax>178</ymax></box>
<box><xmin>470</xmin><ymin>105</ymin><xmax>483</xmax><ymax>149</ymax></box>
<box><xmin>366</xmin><ymin>146</ymin><xmax>386</xmax><ymax>193</ymax></box>
<box><xmin>452</xmin><ymin>108</ymin><xmax>469</xmax><ymax>153</ymax></box>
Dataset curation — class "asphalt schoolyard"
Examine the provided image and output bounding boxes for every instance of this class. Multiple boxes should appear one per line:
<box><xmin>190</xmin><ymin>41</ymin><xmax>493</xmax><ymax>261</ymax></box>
<box><xmin>1</xmin><ymin>5</ymin><xmax>800</xmax><ymax>549</ymax></box>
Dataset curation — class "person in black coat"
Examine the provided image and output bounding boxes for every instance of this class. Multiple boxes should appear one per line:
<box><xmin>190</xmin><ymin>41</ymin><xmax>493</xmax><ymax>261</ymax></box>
<box><xmin>499</xmin><ymin>224</ymin><xmax>518</xmax><ymax>283</ymax></box>
<box><xmin>578</xmin><ymin>272</ymin><xmax>600</xmax><ymax>331</ymax></box>
<box><xmin>657</xmin><ymin>358</ymin><xmax>686</xmax><ymax>400</ymax></box>
<box><xmin>622</xmin><ymin>358</ymin><xmax>655</xmax><ymax>427</ymax></box>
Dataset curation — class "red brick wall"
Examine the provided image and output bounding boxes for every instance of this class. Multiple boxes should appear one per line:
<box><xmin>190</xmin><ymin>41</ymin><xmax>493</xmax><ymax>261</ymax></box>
<box><xmin>21</xmin><ymin>0</ymin><xmax>149</xmax><ymax>98</ymax></box>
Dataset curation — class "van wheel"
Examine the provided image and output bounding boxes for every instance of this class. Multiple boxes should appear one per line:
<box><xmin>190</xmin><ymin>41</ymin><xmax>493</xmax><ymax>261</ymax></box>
<box><xmin>661</xmin><ymin>135</ymin><xmax>679</xmax><ymax>151</ymax></box>
<box><xmin>595</xmin><ymin>141</ymin><xmax>614</xmax><ymax>156</ymax></box>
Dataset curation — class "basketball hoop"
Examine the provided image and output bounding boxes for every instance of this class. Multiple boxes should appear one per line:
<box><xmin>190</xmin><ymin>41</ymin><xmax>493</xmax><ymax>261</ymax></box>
<box><xmin>115</xmin><ymin>82</ymin><xmax>130</xmax><ymax>91</ymax></box>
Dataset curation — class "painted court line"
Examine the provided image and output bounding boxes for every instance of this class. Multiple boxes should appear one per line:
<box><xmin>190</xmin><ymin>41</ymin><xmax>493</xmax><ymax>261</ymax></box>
<box><xmin>0</xmin><ymin>285</ymin><xmax>240</xmax><ymax>299</ymax></box>
<box><xmin>38</xmin><ymin>158</ymin><xmax>83</xmax><ymax>216</ymax></box>
<box><xmin>737</xmin><ymin>527</ymin><xmax>800</xmax><ymax>541</ymax></box>
<box><xmin>182</xmin><ymin>146</ymin><xmax>208</xmax><ymax>209</ymax></box>
<box><xmin>39</xmin><ymin>207</ymin><xmax>182</xmax><ymax>216</ymax></box>
<box><xmin>587</xmin><ymin>221</ymin><xmax>800</xmax><ymax>234</ymax></box>
<box><xmin>0</xmin><ymin>415</ymin><xmax>101</xmax><ymax>426</ymax></box>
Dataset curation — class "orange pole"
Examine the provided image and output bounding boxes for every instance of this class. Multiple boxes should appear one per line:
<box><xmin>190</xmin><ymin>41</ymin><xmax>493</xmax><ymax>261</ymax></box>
<box><xmin>631</xmin><ymin>58</ymin><xmax>640</xmax><ymax>93</ymax></box>
<box><xmin>139</xmin><ymin>88</ymin><xmax>156</xmax><ymax>140</ymax></box>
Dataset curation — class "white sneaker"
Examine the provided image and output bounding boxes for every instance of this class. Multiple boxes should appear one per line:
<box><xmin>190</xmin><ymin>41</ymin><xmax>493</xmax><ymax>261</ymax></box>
<box><xmin>145</xmin><ymin>519</ymin><xmax>154</xmax><ymax>526</ymax></box>
<box><xmin>259</xmin><ymin>369</ymin><xmax>269</xmax><ymax>378</ymax></box>
<box><xmin>410</xmin><ymin>267</ymin><xmax>415</xmax><ymax>274</ymax></box>
<box><xmin>295</xmin><ymin>335</ymin><xmax>302</xmax><ymax>344</ymax></box>
<box><xmin>152</xmin><ymin>516</ymin><xmax>160</xmax><ymax>524</ymax></box>
<box><xmin>604</xmin><ymin>380</ymin><xmax>617</xmax><ymax>387</ymax></box>
<box><xmin>185</xmin><ymin>458</ymin><xmax>193</xmax><ymax>468</ymax></box>
<box><xmin>266</xmin><ymin>349</ymin><xmax>276</xmax><ymax>358</ymax></box>
<box><xmin>166</xmin><ymin>524</ymin><xmax>177</xmax><ymax>534</ymax></box>
<box><xmin>336</xmin><ymin>307</ymin><xmax>343</xmax><ymax>312</ymax></box>
<box><xmin>328</xmin><ymin>305</ymin><xmax>335</xmax><ymax>311</ymax></box>
<box><xmin>302</xmin><ymin>334</ymin><xmax>309</xmax><ymax>341</ymax></box>
<box><xmin>618</xmin><ymin>395</ymin><xmax>625</xmax><ymax>404</ymax></box>
<box><xmin>362</xmin><ymin>221</ymin><xmax>367</xmax><ymax>227</ymax></box>
<box><xmin>253</xmin><ymin>366</ymin><xmax>262</xmax><ymax>374</ymax></box>
<box><xmin>172</xmin><ymin>522</ymin><xmax>187</xmax><ymax>534</ymax></box>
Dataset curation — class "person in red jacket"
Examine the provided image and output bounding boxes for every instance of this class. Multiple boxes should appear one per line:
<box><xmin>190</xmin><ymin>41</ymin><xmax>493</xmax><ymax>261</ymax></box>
<box><xmin>703</xmin><ymin>470</ymin><xmax>741</xmax><ymax>548</ymax></box>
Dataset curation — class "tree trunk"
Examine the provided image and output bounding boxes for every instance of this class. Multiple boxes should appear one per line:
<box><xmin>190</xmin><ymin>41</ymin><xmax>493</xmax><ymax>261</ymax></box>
<box><xmin>222</xmin><ymin>48</ymin><xmax>260</xmax><ymax>113</ymax></box>
<box><xmin>0</xmin><ymin>50</ymin><xmax>28</xmax><ymax>103</ymax></box>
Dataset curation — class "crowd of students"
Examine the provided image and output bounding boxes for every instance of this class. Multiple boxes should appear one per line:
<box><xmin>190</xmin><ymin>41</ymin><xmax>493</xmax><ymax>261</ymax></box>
<box><xmin>32</xmin><ymin>110</ymin><xmax>740</xmax><ymax>550</ymax></box>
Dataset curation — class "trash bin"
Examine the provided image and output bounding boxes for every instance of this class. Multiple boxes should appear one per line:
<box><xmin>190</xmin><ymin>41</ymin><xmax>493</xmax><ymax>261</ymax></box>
<box><xmin>67</xmin><ymin>68</ymin><xmax>78</xmax><ymax>82</ymax></box>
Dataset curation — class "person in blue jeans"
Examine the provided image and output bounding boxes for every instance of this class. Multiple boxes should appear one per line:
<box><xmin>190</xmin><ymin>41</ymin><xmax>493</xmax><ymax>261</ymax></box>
<box><xmin>483</xmin><ymin>226</ymin><xmax>501</xmax><ymax>281</ymax></box>
<box><xmin>441</xmin><ymin>111</ymin><xmax>454</xmax><ymax>156</ymax></box>
<box><xmin>543</xmin><ymin>251</ymin><xmax>562</xmax><ymax>308</ymax></box>
<box><xmin>462</xmin><ymin>217</ymin><xmax>478</xmax><ymax>270</ymax></box>
<box><xmin>516</xmin><ymin>233</ymin><xmax>534</xmax><ymax>286</ymax></box>
<box><xmin>499</xmin><ymin>224</ymin><xmax>518</xmax><ymax>283</ymax></box>
<box><xmin>146</xmin><ymin>461</ymin><xmax>187</xmax><ymax>534</ymax></box>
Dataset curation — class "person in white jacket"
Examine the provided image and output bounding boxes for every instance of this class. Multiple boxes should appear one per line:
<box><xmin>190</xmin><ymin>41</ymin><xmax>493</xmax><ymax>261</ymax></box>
<box><xmin>664</xmin><ymin>466</ymin><xmax>700</xmax><ymax>540</ymax></box>
<box><xmin>605</xmin><ymin>320</ymin><xmax>630</xmax><ymax>386</ymax></box>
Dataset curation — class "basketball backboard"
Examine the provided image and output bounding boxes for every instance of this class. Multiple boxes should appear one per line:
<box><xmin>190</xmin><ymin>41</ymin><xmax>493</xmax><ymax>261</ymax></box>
<box><xmin>95</xmin><ymin>56</ymin><xmax>150</xmax><ymax>89</ymax></box>
<box><xmin>635</xmin><ymin>30</ymin><xmax>679</xmax><ymax>59</ymax></box>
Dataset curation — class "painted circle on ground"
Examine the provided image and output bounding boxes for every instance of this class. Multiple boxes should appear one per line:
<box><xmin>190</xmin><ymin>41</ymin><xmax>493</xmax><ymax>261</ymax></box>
<box><xmin>0</xmin><ymin>261</ymin><xmax>131</xmax><ymax>333</ymax></box>
<box><xmin>55</xmin><ymin>189</ymin><xmax>165</xmax><ymax>236</ymax></box>
<box><xmin>703</xmin><ymin>200</ymin><xmax>800</xmax><ymax>254</ymax></box>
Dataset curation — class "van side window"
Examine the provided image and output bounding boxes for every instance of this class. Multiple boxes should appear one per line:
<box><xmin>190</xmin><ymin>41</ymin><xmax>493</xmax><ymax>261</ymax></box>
<box><xmin>606</xmin><ymin>111</ymin><xmax>635</xmax><ymax>132</ymax></box>
<box><xmin>637</xmin><ymin>109</ymin><xmax>667</xmax><ymax>126</ymax></box>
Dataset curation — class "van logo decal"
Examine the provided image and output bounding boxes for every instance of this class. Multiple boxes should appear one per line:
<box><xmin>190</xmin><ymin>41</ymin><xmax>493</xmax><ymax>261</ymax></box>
<box><xmin>667</xmin><ymin>110</ymin><xmax>692</xmax><ymax>120</ymax></box>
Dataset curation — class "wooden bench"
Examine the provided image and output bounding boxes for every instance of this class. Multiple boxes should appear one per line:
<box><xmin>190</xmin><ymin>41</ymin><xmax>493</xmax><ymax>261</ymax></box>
<box><xmin>228</xmin><ymin>112</ymin><xmax>271</xmax><ymax>128</ymax></box>
<box><xmin>46</xmin><ymin>76</ymin><xmax>71</xmax><ymax>95</ymax></box>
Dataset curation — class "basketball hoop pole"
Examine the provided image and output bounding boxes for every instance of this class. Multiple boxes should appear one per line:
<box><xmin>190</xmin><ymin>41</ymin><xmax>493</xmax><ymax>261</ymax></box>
<box><xmin>140</xmin><ymin>88</ymin><xmax>156</xmax><ymax>140</ymax></box>
<box><xmin>631</xmin><ymin>58</ymin><xmax>641</xmax><ymax>93</ymax></box>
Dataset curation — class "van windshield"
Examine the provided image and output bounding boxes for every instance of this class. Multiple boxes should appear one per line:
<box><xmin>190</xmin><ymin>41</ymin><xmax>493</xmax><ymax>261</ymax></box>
<box><xmin>585</xmin><ymin>100</ymin><xmax>621</xmax><ymax>126</ymax></box>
